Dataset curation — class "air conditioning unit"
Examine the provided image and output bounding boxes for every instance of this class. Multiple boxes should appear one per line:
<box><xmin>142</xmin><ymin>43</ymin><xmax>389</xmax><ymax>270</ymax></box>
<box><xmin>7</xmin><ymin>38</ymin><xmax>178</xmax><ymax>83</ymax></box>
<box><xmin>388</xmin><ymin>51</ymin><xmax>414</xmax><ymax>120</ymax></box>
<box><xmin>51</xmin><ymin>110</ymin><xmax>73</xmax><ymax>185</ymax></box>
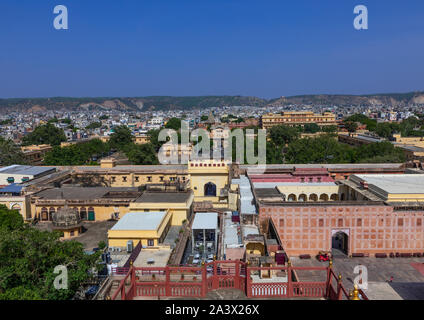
<box><xmin>127</xmin><ymin>240</ymin><xmax>133</xmax><ymax>253</ymax></box>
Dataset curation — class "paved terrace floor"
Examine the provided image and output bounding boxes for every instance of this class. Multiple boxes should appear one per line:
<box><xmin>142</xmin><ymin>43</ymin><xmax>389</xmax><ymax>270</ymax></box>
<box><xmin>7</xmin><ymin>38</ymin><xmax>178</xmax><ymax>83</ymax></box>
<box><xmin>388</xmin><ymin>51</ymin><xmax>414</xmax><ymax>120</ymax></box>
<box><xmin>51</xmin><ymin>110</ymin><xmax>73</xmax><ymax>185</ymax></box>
<box><xmin>33</xmin><ymin>220</ymin><xmax>117</xmax><ymax>251</ymax></box>
<box><xmin>292</xmin><ymin>256</ymin><xmax>424</xmax><ymax>300</ymax></box>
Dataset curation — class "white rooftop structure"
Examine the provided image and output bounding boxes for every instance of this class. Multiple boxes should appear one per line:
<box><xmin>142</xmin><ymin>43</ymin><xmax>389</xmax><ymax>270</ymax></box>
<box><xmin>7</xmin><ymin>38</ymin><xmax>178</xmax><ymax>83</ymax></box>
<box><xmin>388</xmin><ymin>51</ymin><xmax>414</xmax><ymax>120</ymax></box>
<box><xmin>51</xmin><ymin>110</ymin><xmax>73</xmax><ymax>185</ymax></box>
<box><xmin>233</xmin><ymin>175</ymin><xmax>257</xmax><ymax>215</ymax></box>
<box><xmin>252</xmin><ymin>182</ymin><xmax>336</xmax><ymax>188</ymax></box>
<box><xmin>192</xmin><ymin>212</ymin><xmax>218</xmax><ymax>230</ymax></box>
<box><xmin>353</xmin><ymin>174</ymin><xmax>424</xmax><ymax>194</ymax></box>
<box><xmin>110</xmin><ymin>212</ymin><xmax>166</xmax><ymax>231</ymax></box>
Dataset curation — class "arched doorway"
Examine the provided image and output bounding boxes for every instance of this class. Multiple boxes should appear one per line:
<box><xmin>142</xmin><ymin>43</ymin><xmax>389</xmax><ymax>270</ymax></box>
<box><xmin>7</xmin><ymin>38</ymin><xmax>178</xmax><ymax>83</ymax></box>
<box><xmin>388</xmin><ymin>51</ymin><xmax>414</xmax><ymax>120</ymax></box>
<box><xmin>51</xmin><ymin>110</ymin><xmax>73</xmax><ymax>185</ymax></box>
<box><xmin>332</xmin><ymin>231</ymin><xmax>349</xmax><ymax>256</ymax></box>
<box><xmin>11</xmin><ymin>204</ymin><xmax>21</xmax><ymax>215</ymax></box>
<box><xmin>204</xmin><ymin>182</ymin><xmax>217</xmax><ymax>197</ymax></box>
<box><xmin>49</xmin><ymin>207</ymin><xmax>56</xmax><ymax>221</ymax></box>
<box><xmin>88</xmin><ymin>207</ymin><xmax>95</xmax><ymax>221</ymax></box>
<box><xmin>41</xmin><ymin>207</ymin><xmax>48</xmax><ymax>221</ymax></box>
<box><xmin>80</xmin><ymin>207</ymin><xmax>87</xmax><ymax>220</ymax></box>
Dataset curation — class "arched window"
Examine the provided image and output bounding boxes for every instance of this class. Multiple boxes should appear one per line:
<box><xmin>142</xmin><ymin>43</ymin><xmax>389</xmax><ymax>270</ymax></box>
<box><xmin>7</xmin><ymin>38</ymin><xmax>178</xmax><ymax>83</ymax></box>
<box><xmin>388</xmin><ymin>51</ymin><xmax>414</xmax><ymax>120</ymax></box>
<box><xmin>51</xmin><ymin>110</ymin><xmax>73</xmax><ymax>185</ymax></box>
<box><xmin>11</xmin><ymin>204</ymin><xmax>21</xmax><ymax>214</ymax></box>
<box><xmin>80</xmin><ymin>207</ymin><xmax>87</xmax><ymax>220</ymax></box>
<box><xmin>320</xmin><ymin>194</ymin><xmax>329</xmax><ymax>201</ymax></box>
<box><xmin>309</xmin><ymin>194</ymin><xmax>318</xmax><ymax>202</ymax></box>
<box><xmin>330</xmin><ymin>194</ymin><xmax>339</xmax><ymax>201</ymax></box>
<box><xmin>288</xmin><ymin>194</ymin><xmax>297</xmax><ymax>202</ymax></box>
<box><xmin>41</xmin><ymin>207</ymin><xmax>48</xmax><ymax>221</ymax></box>
<box><xmin>49</xmin><ymin>207</ymin><xmax>56</xmax><ymax>221</ymax></box>
<box><xmin>298</xmin><ymin>194</ymin><xmax>307</xmax><ymax>202</ymax></box>
<box><xmin>204</xmin><ymin>182</ymin><xmax>217</xmax><ymax>197</ymax></box>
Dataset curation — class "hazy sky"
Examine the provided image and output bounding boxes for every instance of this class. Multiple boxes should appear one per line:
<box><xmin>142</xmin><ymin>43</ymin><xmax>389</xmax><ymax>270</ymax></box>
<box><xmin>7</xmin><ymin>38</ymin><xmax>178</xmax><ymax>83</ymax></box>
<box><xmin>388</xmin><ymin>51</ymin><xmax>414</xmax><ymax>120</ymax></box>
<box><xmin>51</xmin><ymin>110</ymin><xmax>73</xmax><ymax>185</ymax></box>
<box><xmin>0</xmin><ymin>0</ymin><xmax>423</xmax><ymax>98</ymax></box>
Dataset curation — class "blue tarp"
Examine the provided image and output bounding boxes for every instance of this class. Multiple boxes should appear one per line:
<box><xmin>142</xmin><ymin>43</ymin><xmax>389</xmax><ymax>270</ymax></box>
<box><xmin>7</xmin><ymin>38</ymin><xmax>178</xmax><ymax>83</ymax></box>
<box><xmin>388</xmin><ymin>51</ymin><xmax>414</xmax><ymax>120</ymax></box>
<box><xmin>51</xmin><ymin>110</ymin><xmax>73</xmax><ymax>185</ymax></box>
<box><xmin>0</xmin><ymin>184</ymin><xmax>22</xmax><ymax>194</ymax></box>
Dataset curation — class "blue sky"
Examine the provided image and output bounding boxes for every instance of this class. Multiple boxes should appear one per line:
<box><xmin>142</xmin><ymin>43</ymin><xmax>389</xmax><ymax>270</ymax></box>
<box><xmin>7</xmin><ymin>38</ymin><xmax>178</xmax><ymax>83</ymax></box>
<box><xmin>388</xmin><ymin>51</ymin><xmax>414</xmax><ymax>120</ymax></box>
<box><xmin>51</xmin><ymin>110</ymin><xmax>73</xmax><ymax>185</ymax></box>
<box><xmin>0</xmin><ymin>0</ymin><xmax>423</xmax><ymax>98</ymax></box>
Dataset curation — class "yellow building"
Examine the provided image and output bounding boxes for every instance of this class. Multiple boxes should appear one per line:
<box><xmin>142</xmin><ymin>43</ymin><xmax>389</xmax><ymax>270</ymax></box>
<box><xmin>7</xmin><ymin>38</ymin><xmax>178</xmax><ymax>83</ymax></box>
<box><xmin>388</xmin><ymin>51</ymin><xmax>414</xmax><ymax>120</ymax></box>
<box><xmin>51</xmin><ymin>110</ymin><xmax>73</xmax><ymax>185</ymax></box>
<box><xmin>21</xmin><ymin>144</ymin><xmax>52</xmax><ymax>165</ymax></box>
<box><xmin>108</xmin><ymin>211</ymin><xmax>172</xmax><ymax>247</ymax></box>
<box><xmin>31</xmin><ymin>187</ymin><xmax>141</xmax><ymax>222</ymax></box>
<box><xmin>0</xmin><ymin>195</ymin><xmax>32</xmax><ymax>220</ymax></box>
<box><xmin>134</xmin><ymin>134</ymin><xmax>150</xmax><ymax>145</ymax></box>
<box><xmin>72</xmin><ymin>160</ymin><xmax>189</xmax><ymax>187</ymax></box>
<box><xmin>261</xmin><ymin>111</ymin><xmax>337</xmax><ymax>129</ymax></box>
<box><xmin>129</xmin><ymin>191</ymin><xmax>194</xmax><ymax>226</ymax></box>
<box><xmin>188</xmin><ymin>159</ymin><xmax>230</xmax><ymax>208</ymax></box>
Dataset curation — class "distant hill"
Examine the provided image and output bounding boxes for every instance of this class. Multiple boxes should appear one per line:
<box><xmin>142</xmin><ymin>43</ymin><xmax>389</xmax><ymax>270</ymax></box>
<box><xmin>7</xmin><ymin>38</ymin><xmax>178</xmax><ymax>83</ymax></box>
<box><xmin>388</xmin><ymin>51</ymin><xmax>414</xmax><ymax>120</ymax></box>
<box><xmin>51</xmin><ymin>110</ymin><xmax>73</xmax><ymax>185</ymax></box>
<box><xmin>0</xmin><ymin>91</ymin><xmax>423</xmax><ymax>113</ymax></box>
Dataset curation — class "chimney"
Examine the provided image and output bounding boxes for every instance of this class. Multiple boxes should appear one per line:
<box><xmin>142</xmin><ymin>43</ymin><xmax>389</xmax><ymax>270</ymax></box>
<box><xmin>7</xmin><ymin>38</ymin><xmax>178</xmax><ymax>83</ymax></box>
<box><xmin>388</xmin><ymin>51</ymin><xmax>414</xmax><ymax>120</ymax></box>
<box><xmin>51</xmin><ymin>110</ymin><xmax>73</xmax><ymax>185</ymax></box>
<box><xmin>101</xmin><ymin>158</ymin><xmax>116</xmax><ymax>168</ymax></box>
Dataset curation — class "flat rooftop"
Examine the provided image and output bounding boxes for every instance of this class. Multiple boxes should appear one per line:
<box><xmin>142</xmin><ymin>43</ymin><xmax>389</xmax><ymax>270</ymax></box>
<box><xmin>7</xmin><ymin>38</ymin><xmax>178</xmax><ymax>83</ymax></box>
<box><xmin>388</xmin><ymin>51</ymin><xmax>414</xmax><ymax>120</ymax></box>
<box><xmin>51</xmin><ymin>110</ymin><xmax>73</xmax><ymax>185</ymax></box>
<box><xmin>192</xmin><ymin>212</ymin><xmax>218</xmax><ymax>230</ymax></box>
<box><xmin>110</xmin><ymin>212</ymin><xmax>166</xmax><ymax>231</ymax></box>
<box><xmin>253</xmin><ymin>182</ymin><xmax>337</xmax><ymax>188</ymax></box>
<box><xmin>135</xmin><ymin>191</ymin><xmax>192</xmax><ymax>203</ymax></box>
<box><xmin>0</xmin><ymin>165</ymin><xmax>55</xmax><ymax>176</ymax></box>
<box><xmin>34</xmin><ymin>187</ymin><xmax>140</xmax><ymax>200</ymax></box>
<box><xmin>354</xmin><ymin>174</ymin><xmax>424</xmax><ymax>194</ymax></box>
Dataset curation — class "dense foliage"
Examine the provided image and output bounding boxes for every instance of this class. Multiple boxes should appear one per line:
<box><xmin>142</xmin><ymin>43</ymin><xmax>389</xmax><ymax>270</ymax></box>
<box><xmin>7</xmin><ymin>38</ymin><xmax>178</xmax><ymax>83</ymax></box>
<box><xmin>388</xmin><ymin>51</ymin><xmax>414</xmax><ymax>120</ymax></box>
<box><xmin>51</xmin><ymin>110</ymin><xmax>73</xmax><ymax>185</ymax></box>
<box><xmin>109</xmin><ymin>126</ymin><xmax>133</xmax><ymax>151</ymax></box>
<box><xmin>0</xmin><ymin>205</ymin><xmax>101</xmax><ymax>300</ymax></box>
<box><xmin>22</xmin><ymin>123</ymin><xmax>67</xmax><ymax>146</ymax></box>
<box><xmin>285</xmin><ymin>137</ymin><xmax>405</xmax><ymax>164</ymax></box>
<box><xmin>0</xmin><ymin>137</ymin><xmax>27</xmax><ymax>166</ymax></box>
<box><xmin>44</xmin><ymin>139</ymin><xmax>110</xmax><ymax>166</ymax></box>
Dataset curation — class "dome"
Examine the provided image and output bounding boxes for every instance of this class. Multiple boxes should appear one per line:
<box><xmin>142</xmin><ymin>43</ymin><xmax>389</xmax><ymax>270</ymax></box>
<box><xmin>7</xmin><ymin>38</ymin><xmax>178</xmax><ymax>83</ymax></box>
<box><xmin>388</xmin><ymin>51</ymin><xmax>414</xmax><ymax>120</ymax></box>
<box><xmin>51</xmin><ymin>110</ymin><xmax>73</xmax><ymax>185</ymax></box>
<box><xmin>52</xmin><ymin>206</ymin><xmax>82</xmax><ymax>229</ymax></box>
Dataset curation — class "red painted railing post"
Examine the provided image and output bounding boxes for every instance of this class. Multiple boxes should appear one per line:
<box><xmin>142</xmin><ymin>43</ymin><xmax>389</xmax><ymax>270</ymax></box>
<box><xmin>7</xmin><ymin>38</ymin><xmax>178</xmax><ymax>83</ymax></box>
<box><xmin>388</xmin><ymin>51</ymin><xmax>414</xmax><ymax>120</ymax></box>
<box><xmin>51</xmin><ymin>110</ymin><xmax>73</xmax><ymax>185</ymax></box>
<box><xmin>234</xmin><ymin>260</ymin><xmax>240</xmax><ymax>289</ymax></box>
<box><xmin>213</xmin><ymin>261</ymin><xmax>218</xmax><ymax>289</ymax></box>
<box><xmin>202</xmin><ymin>263</ymin><xmax>207</xmax><ymax>296</ymax></box>
<box><xmin>325</xmin><ymin>259</ymin><xmax>333</xmax><ymax>299</ymax></box>
<box><xmin>165</xmin><ymin>266</ymin><xmax>171</xmax><ymax>297</ymax></box>
<box><xmin>287</xmin><ymin>261</ymin><xmax>292</xmax><ymax>298</ymax></box>
<box><xmin>246</xmin><ymin>266</ymin><xmax>251</xmax><ymax>298</ymax></box>
<box><xmin>337</xmin><ymin>274</ymin><xmax>343</xmax><ymax>300</ymax></box>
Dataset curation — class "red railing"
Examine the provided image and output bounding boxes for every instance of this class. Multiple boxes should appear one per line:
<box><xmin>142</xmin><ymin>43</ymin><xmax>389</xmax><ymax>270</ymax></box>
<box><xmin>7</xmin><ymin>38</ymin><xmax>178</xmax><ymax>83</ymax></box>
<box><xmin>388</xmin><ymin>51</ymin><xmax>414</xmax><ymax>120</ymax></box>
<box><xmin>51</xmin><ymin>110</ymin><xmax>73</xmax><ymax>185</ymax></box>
<box><xmin>111</xmin><ymin>260</ymin><xmax>366</xmax><ymax>300</ymax></box>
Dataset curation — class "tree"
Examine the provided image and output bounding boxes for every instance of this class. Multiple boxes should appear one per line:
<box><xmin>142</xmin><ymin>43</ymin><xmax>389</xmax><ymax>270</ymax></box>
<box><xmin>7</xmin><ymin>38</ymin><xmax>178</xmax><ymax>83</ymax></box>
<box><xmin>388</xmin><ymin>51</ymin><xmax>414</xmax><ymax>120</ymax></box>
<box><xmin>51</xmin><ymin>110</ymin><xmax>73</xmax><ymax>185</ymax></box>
<box><xmin>22</xmin><ymin>123</ymin><xmax>67</xmax><ymax>146</ymax></box>
<box><xmin>269</xmin><ymin>125</ymin><xmax>300</xmax><ymax>146</ymax></box>
<box><xmin>125</xmin><ymin>143</ymin><xmax>158</xmax><ymax>165</ymax></box>
<box><xmin>0</xmin><ymin>205</ymin><xmax>24</xmax><ymax>231</ymax></box>
<box><xmin>109</xmin><ymin>126</ymin><xmax>133</xmax><ymax>150</ymax></box>
<box><xmin>344</xmin><ymin>121</ymin><xmax>358</xmax><ymax>133</ymax></box>
<box><xmin>0</xmin><ymin>137</ymin><xmax>27</xmax><ymax>166</ymax></box>
<box><xmin>43</xmin><ymin>139</ymin><xmax>110</xmax><ymax>166</ymax></box>
<box><xmin>303</xmin><ymin>123</ymin><xmax>321</xmax><ymax>134</ymax></box>
<box><xmin>165</xmin><ymin>118</ymin><xmax>182</xmax><ymax>131</ymax></box>
<box><xmin>200</xmin><ymin>115</ymin><xmax>208</xmax><ymax>122</ymax></box>
<box><xmin>321</xmin><ymin>125</ymin><xmax>338</xmax><ymax>133</ymax></box>
<box><xmin>0</xmin><ymin>205</ymin><xmax>101</xmax><ymax>300</ymax></box>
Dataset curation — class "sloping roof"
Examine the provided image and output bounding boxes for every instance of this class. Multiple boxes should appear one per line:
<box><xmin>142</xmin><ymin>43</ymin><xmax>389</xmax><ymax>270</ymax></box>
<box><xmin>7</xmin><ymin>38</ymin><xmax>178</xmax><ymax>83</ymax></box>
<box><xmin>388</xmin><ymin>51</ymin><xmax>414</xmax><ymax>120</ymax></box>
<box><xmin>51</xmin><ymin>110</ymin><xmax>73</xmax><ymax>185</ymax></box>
<box><xmin>110</xmin><ymin>212</ymin><xmax>166</xmax><ymax>231</ymax></box>
<box><xmin>192</xmin><ymin>212</ymin><xmax>218</xmax><ymax>230</ymax></box>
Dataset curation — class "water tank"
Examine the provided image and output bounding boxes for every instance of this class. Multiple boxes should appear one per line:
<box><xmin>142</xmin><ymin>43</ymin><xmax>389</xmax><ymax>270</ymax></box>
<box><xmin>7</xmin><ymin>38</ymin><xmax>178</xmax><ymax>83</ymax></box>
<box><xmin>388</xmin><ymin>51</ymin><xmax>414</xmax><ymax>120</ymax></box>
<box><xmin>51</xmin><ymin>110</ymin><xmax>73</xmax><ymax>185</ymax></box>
<box><xmin>127</xmin><ymin>240</ymin><xmax>133</xmax><ymax>253</ymax></box>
